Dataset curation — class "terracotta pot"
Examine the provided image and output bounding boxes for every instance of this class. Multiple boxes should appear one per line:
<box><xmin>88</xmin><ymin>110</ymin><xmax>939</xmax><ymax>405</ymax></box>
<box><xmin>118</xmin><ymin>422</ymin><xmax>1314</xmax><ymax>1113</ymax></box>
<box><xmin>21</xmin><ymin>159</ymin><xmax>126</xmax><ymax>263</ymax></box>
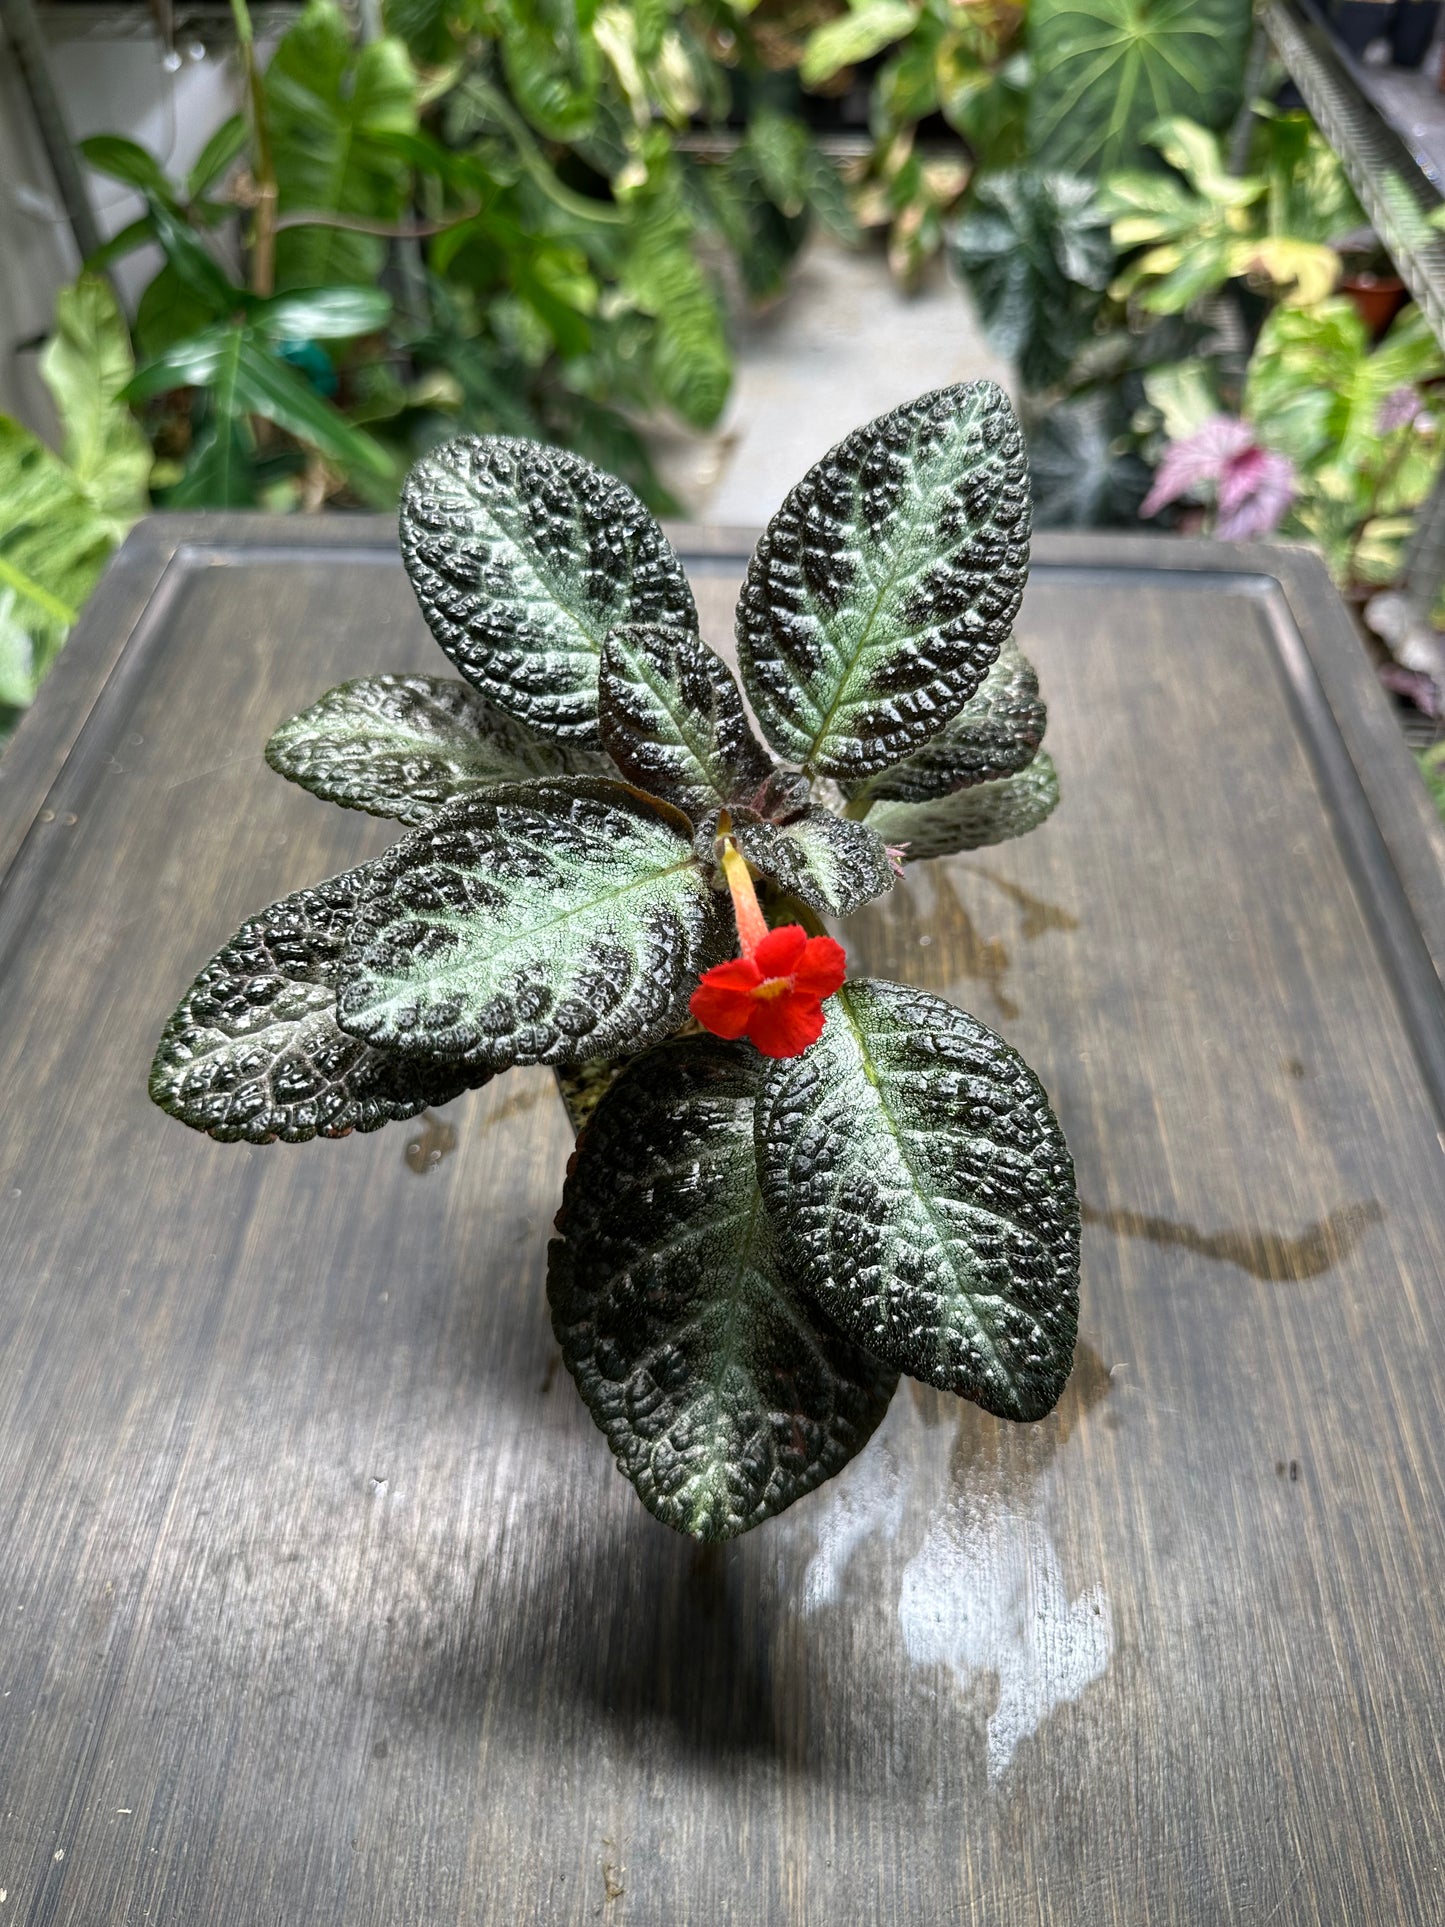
<box><xmin>1339</xmin><ymin>270</ymin><xmax>1409</xmax><ymax>335</ymax></box>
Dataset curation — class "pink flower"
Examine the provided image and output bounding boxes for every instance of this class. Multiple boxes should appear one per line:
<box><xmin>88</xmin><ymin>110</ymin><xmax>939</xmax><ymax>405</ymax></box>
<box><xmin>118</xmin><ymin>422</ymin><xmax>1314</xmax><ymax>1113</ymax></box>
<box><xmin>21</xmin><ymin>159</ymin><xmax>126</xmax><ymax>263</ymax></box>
<box><xmin>1140</xmin><ymin>416</ymin><xmax>1295</xmax><ymax>540</ymax></box>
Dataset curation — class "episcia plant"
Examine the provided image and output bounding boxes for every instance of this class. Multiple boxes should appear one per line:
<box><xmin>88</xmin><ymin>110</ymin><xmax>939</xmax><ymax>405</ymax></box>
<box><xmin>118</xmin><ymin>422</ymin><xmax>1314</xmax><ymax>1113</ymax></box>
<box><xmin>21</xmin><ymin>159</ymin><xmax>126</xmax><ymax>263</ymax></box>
<box><xmin>150</xmin><ymin>381</ymin><xmax>1080</xmax><ymax>1541</ymax></box>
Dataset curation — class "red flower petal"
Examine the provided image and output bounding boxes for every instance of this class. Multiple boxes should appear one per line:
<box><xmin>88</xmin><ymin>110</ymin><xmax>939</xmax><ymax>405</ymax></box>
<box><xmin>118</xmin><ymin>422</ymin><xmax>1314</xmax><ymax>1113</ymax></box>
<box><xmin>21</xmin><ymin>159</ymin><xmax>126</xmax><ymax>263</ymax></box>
<box><xmin>747</xmin><ymin>993</ymin><xmax>826</xmax><ymax>1058</ymax></box>
<box><xmin>690</xmin><ymin>957</ymin><xmax>762</xmax><ymax>1037</ymax></box>
<box><xmin>752</xmin><ymin>924</ymin><xmax>809</xmax><ymax>975</ymax></box>
<box><xmin>790</xmin><ymin>933</ymin><xmax>847</xmax><ymax>998</ymax></box>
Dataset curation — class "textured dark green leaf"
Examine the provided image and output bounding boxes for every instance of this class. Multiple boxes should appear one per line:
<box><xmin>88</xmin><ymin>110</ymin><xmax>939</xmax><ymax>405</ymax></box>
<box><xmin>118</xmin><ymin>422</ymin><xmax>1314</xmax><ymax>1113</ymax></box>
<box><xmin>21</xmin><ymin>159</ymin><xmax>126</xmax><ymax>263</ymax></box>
<box><xmin>1028</xmin><ymin>0</ymin><xmax>1252</xmax><ymax>177</ymax></box>
<box><xmin>850</xmin><ymin>637</ymin><xmax>1046</xmax><ymax>804</ymax></box>
<box><xmin>866</xmin><ymin>751</ymin><xmax>1060</xmax><ymax>861</ymax></box>
<box><xmin>950</xmin><ymin>171</ymin><xmax>1114</xmax><ymax>393</ymax></box>
<box><xmin>756</xmin><ymin>978</ymin><xmax>1079</xmax><ymax>1421</ymax></box>
<box><xmin>400</xmin><ymin>436</ymin><xmax>697</xmax><ymax>745</ymax></box>
<box><xmin>549</xmin><ymin>1036</ymin><xmax>898</xmax><ymax>1539</ymax></box>
<box><xmin>150</xmin><ymin>864</ymin><xmax>483</xmax><ymax>1145</ymax></box>
<box><xmin>735</xmin><ymin>382</ymin><xmax>1031</xmax><ymax>781</ymax></box>
<box><xmin>265</xmin><ymin>673</ymin><xmax>605</xmax><ymax>826</ymax></box>
<box><xmin>337</xmin><ymin>777</ymin><xmax>723</xmax><ymax>1070</ymax></box>
<box><xmin>731</xmin><ymin>805</ymin><xmax>895</xmax><ymax>918</ymax></box>
<box><xmin>1028</xmin><ymin>390</ymin><xmax>1152</xmax><ymax>530</ymax></box>
<box><xmin>598</xmin><ymin>623</ymin><xmax>774</xmax><ymax>821</ymax></box>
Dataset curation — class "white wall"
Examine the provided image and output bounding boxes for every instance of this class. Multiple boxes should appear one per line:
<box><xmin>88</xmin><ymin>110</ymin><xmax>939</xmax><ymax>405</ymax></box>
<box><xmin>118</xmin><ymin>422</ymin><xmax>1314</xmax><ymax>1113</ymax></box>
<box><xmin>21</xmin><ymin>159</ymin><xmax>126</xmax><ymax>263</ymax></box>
<box><xmin>1</xmin><ymin>20</ymin><xmax>240</xmax><ymax>438</ymax></box>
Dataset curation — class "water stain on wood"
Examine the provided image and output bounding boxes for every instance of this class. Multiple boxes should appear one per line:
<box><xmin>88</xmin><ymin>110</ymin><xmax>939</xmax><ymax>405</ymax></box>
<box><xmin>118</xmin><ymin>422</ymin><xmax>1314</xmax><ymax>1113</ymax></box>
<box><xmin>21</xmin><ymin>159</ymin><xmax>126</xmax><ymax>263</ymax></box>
<box><xmin>404</xmin><ymin>1110</ymin><xmax>457</xmax><ymax>1174</ymax></box>
<box><xmin>1081</xmin><ymin>1199</ymin><xmax>1385</xmax><ymax>1281</ymax></box>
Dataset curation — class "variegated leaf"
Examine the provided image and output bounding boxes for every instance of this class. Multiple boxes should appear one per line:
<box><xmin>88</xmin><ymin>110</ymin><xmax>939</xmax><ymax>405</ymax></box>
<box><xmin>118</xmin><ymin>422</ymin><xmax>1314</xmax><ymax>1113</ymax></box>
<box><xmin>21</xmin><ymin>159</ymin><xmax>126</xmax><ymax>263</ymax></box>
<box><xmin>849</xmin><ymin>637</ymin><xmax>1046</xmax><ymax>804</ymax></box>
<box><xmin>337</xmin><ymin>776</ymin><xmax>724</xmax><ymax>1070</ymax></box>
<box><xmin>865</xmin><ymin>751</ymin><xmax>1060</xmax><ymax>862</ymax></box>
<box><xmin>756</xmin><ymin>977</ymin><xmax>1079</xmax><ymax>1421</ymax></box>
<box><xmin>149</xmin><ymin>864</ymin><xmax>484</xmax><ymax>1144</ymax></box>
<box><xmin>549</xmin><ymin>1036</ymin><xmax>898</xmax><ymax>1539</ymax></box>
<box><xmin>400</xmin><ymin>435</ymin><xmax>697</xmax><ymax>744</ymax></box>
<box><xmin>735</xmin><ymin>382</ymin><xmax>1031</xmax><ymax>780</ymax></box>
<box><xmin>598</xmin><ymin>622</ymin><xmax>774</xmax><ymax>821</ymax></box>
<box><xmin>732</xmin><ymin>804</ymin><xmax>895</xmax><ymax>918</ymax></box>
<box><xmin>265</xmin><ymin>673</ymin><xmax>605</xmax><ymax>826</ymax></box>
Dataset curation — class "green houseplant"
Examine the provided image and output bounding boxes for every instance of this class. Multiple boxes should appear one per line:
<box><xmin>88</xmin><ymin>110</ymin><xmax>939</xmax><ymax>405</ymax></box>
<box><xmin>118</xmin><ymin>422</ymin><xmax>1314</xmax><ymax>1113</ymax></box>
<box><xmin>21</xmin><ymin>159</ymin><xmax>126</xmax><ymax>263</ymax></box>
<box><xmin>150</xmin><ymin>381</ymin><xmax>1080</xmax><ymax>1540</ymax></box>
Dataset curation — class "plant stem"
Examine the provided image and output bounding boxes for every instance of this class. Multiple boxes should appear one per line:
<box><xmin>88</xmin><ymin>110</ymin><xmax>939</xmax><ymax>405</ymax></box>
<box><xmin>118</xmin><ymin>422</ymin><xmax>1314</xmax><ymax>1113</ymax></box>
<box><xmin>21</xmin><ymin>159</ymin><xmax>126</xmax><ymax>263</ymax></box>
<box><xmin>230</xmin><ymin>0</ymin><xmax>277</xmax><ymax>297</ymax></box>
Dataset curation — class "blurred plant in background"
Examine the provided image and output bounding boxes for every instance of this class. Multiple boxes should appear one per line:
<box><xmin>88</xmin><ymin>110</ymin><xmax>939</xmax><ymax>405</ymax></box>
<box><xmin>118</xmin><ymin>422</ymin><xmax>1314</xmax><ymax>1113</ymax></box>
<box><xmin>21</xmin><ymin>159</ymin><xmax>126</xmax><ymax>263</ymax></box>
<box><xmin>0</xmin><ymin>277</ymin><xmax>150</xmax><ymax>732</ymax></box>
<box><xmin>794</xmin><ymin>0</ymin><xmax>1026</xmax><ymax>285</ymax></box>
<box><xmin>79</xmin><ymin>0</ymin><xmax>857</xmax><ymax>516</ymax></box>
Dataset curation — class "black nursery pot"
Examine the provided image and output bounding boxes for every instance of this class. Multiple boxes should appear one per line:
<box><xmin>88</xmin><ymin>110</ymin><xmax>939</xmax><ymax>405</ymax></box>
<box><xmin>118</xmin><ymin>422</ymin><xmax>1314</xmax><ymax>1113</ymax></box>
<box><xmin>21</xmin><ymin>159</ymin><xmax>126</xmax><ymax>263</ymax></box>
<box><xmin>1326</xmin><ymin>0</ymin><xmax>1397</xmax><ymax>57</ymax></box>
<box><xmin>1392</xmin><ymin>0</ymin><xmax>1442</xmax><ymax>66</ymax></box>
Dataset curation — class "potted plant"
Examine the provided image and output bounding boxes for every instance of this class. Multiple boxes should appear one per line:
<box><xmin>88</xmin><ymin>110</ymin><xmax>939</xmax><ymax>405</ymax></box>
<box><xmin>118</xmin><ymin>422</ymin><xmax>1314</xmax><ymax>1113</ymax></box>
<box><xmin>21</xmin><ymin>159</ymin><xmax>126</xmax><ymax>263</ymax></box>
<box><xmin>150</xmin><ymin>383</ymin><xmax>1081</xmax><ymax>1540</ymax></box>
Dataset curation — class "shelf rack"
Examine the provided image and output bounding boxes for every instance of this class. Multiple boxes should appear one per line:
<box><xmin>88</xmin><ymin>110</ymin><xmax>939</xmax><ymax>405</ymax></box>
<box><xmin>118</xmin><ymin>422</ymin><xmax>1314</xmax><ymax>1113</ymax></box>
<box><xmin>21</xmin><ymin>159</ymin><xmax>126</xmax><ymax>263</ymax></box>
<box><xmin>1262</xmin><ymin>0</ymin><xmax>1445</xmax><ymax>608</ymax></box>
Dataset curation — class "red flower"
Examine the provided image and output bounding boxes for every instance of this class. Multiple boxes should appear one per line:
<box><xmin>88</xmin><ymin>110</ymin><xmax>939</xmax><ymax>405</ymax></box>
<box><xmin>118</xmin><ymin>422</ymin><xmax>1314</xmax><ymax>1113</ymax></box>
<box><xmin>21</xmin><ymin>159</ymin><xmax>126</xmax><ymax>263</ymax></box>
<box><xmin>691</xmin><ymin>924</ymin><xmax>847</xmax><ymax>1057</ymax></box>
<box><xmin>689</xmin><ymin>839</ymin><xmax>847</xmax><ymax>1057</ymax></box>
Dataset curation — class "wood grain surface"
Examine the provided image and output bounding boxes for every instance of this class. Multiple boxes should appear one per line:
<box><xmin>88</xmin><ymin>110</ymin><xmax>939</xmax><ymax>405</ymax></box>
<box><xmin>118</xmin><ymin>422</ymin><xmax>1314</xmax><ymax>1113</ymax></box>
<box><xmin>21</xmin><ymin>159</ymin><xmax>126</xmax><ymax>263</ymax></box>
<box><xmin>1</xmin><ymin>519</ymin><xmax>1443</xmax><ymax>1927</ymax></box>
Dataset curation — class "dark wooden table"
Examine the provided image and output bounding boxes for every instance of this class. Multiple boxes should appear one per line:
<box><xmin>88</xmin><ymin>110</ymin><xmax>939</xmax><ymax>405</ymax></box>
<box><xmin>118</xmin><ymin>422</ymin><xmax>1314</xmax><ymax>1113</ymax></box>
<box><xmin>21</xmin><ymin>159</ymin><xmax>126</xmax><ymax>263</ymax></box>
<box><xmin>2</xmin><ymin>518</ymin><xmax>1444</xmax><ymax>1927</ymax></box>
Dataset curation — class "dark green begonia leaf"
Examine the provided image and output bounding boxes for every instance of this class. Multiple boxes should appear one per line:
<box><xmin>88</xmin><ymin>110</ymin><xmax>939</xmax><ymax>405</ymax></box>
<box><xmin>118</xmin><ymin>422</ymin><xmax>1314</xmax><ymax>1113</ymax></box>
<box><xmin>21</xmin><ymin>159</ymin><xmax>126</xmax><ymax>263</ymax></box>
<box><xmin>756</xmin><ymin>978</ymin><xmax>1079</xmax><ymax>1421</ymax></box>
<box><xmin>598</xmin><ymin>622</ymin><xmax>774</xmax><ymax>821</ymax></box>
<box><xmin>731</xmin><ymin>805</ymin><xmax>896</xmax><ymax>918</ymax></box>
<box><xmin>265</xmin><ymin>673</ymin><xmax>605</xmax><ymax>826</ymax></box>
<box><xmin>337</xmin><ymin>777</ymin><xmax>724</xmax><ymax>1070</ymax></box>
<box><xmin>400</xmin><ymin>436</ymin><xmax>697</xmax><ymax>745</ymax></box>
<box><xmin>849</xmin><ymin>636</ymin><xmax>1046</xmax><ymax>804</ymax></box>
<box><xmin>865</xmin><ymin>751</ymin><xmax>1059</xmax><ymax>862</ymax></box>
<box><xmin>149</xmin><ymin>864</ymin><xmax>485</xmax><ymax>1144</ymax></box>
<box><xmin>549</xmin><ymin>1036</ymin><xmax>898</xmax><ymax>1540</ymax></box>
<box><xmin>735</xmin><ymin>382</ymin><xmax>1031</xmax><ymax>781</ymax></box>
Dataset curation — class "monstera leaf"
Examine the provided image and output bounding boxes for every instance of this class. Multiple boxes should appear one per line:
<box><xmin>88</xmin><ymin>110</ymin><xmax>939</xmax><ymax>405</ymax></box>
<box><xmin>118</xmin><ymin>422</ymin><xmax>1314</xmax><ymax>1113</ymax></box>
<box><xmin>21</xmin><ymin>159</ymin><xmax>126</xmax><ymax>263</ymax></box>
<box><xmin>400</xmin><ymin>436</ymin><xmax>697</xmax><ymax>744</ymax></box>
<box><xmin>336</xmin><ymin>777</ymin><xmax>723</xmax><ymax>1069</ymax></box>
<box><xmin>266</xmin><ymin>674</ymin><xmax>607</xmax><ymax>826</ymax></box>
<box><xmin>730</xmin><ymin>807</ymin><xmax>896</xmax><ymax>918</ymax></box>
<box><xmin>757</xmin><ymin>978</ymin><xmax>1079</xmax><ymax>1420</ymax></box>
<box><xmin>736</xmin><ymin>383</ymin><xmax>1031</xmax><ymax>781</ymax></box>
<box><xmin>848</xmin><ymin>636</ymin><xmax>1046</xmax><ymax>803</ymax></box>
<box><xmin>549</xmin><ymin>1036</ymin><xmax>898</xmax><ymax>1539</ymax></box>
<box><xmin>865</xmin><ymin>751</ymin><xmax>1060</xmax><ymax>860</ymax></box>
<box><xmin>598</xmin><ymin>623</ymin><xmax>774</xmax><ymax>820</ymax></box>
<box><xmin>1028</xmin><ymin>0</ymin><xmax>1252</xmax><ymax>177</ymax></box>
<box><xmin>150</xmin><ymin>865</ymin><xmax>483</xmax><ymax>1144</ymax></box>
<box><xmin>265</xmin><ymin>0</ymin><xmax>419</xmax><ymax>289</ymax></box>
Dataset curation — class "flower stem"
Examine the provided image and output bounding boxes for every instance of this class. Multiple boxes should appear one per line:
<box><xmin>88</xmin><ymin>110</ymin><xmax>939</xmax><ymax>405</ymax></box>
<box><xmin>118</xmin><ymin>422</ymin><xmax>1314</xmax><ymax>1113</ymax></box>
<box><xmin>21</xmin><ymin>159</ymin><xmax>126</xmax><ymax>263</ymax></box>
<box><xmin>720</xmin><ymin>841</ymin><xmax>771</xmax><ymax>957</ymax></box>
